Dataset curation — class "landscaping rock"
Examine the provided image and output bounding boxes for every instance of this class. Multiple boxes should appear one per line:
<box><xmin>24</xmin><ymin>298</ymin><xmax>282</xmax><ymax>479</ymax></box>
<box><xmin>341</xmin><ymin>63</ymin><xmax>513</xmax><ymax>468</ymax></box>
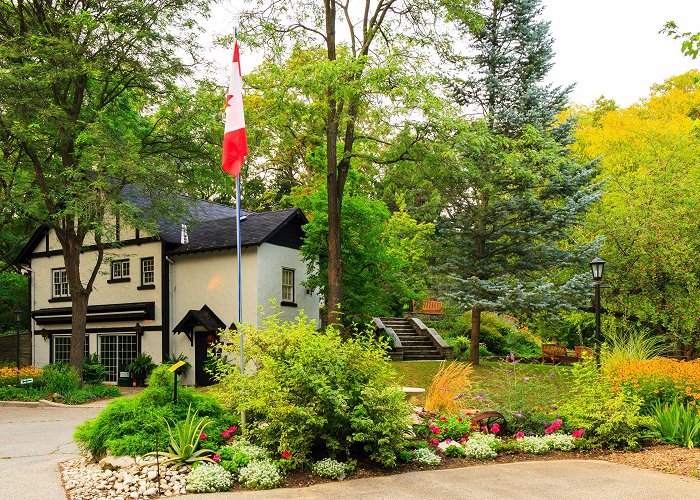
<box><xmin>99</xmin><ymin>455</ymin><xmax>134</xmax><ymax>470</ymax></box>
<box><xmin>60</xmin><ymin>457</ymin><xmax>187</xmax><ymax>500</ymax></box>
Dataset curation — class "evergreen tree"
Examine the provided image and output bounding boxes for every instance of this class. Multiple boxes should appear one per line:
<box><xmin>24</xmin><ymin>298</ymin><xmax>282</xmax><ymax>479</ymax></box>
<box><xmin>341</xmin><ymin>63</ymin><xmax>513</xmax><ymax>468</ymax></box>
<box><xmin>441</xmin><ymin>0</ymin><xmax>600</xmax><ymax>363</ymax></box>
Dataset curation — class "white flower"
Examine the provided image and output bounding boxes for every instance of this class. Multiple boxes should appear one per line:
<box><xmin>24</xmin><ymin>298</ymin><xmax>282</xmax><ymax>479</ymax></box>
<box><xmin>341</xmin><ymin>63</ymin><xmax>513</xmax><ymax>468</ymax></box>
<box><xmin>413</xmin><ymin>447</ymin><xmax>441</xmax><ymax>466</ymax></box>
<box><xmin>237</xmin><ymin>459</ymin><xmax>284</xmax><ymax>490</ymax></box>
<box><xmin>312</xmin><ymin>458</ymin><xmax>346</xmax><ymax>480</ymax></box>
<box><xmin>185</xmin><ymin>463</ymin><xmax>232</xmax><ymax>493</ymax></box>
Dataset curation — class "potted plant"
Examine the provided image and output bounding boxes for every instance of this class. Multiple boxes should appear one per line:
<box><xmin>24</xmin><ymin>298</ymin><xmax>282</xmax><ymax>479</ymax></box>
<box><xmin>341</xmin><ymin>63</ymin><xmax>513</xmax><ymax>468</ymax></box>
<box><xmin>126</xmin><ymin>353</ymin><xmax>156</xmax><ymax>387</ymax></box>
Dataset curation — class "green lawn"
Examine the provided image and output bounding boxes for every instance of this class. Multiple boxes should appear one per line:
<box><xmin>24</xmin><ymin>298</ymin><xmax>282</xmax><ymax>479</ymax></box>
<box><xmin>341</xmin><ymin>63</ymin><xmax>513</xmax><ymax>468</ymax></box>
<box><xmin>392</xmin><ymin>360</ymin><xmax>574</xmax><ymax>410</ymax></box>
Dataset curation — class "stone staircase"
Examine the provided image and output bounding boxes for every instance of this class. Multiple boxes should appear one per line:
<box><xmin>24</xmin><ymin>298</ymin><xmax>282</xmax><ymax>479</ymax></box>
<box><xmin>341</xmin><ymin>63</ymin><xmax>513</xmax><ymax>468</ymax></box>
<box><xmin>379</xmin><ymin>317</ymin><xmax>446</xmax><ymax>361</ymax></box>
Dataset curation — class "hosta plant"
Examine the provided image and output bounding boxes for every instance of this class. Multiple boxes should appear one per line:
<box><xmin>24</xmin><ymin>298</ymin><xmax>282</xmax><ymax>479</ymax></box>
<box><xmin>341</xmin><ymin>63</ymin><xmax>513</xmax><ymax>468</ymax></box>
<box><xmin>147</xmin><ymin>405</ymin><xmax>215</xmax><ymax>466</ymax></box>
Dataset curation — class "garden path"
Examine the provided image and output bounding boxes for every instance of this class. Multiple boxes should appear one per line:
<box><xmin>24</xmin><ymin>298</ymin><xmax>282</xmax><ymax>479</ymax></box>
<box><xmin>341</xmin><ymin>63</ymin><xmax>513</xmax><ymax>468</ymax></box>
<box><xmin>183</xmin><ymin>460</ymin><xmax>699</xmax><ymax>499</ymax></box>
<box><xmin>0</xmin><ymin>401</ymin><xmax>105</xmax><ymax>500</ymax></box>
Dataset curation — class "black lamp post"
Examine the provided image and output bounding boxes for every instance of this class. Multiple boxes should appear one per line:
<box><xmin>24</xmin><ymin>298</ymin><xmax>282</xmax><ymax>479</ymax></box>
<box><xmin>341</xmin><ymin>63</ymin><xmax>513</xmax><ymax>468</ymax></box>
<box><xmin>589</xmin><ymin>257</ymin><xmax>606</xmax><ymax>364</ymax></box>
<box><xmin>13</xmin><ymin>308</ymin><xmax>22</xmax><ymax>381</ymax></box>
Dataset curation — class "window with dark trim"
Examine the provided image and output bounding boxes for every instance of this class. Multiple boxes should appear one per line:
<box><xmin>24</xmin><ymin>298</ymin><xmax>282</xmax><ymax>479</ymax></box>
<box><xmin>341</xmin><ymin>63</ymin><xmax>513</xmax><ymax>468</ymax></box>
<box><xmin>53</xmin><ymin>335</ymin><xmax>89</xmax><ymax>364</ymax></box>
<box><xmin>282</xmin><ymin>268</ymin><xmax>295</xmax><ymax>304</ymax></box>
<box><xmin>52</xmin><ymin>268</ymin><xmax>69</xmax><ymax>298</ymax></box>
<box><xmin>141</xmin><ymin>257</ymin><xmax>155</xmax><ymax>287</ymax></box>
<box><xmin>109</xmin><ymin>259</ymin><xmax>130</xmax><ymax>282</ymax></box>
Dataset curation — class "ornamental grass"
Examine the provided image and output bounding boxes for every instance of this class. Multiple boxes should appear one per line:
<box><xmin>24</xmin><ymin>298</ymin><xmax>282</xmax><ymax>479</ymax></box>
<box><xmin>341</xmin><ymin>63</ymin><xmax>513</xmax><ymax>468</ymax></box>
<box><xmin>603</xmin><ymin>357</ymin><xmax>700</xmax><ymax>410</ymax></box>
<box><xmin>424</xmin><ymin>361</ymin><xmax>473</xmax><ymax>415</ymax></box>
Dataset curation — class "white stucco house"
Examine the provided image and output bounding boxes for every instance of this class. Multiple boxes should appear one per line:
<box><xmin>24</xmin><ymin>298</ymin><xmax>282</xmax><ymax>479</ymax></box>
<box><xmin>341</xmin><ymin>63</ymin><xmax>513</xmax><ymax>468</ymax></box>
<box><xmin>16</xmin><ymin>195</ymin><xmax>319</xmax><ymax>386</ymax></box>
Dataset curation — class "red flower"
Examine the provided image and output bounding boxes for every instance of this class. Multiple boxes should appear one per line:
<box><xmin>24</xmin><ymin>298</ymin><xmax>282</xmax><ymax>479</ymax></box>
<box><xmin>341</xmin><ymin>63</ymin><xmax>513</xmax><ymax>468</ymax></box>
<box><xmin>545</xmin><ymin>426</ymin><xmax>554</xmax><ymax>434</ymax></box>
<box><xmin>516</xmin><ymin>432</ymin><xmax>525</xmax><ymax>439</ymax></box>
<box><xmin>199</xmin><ymin>432</ymin><xmax>207</xmax><ymax>440</ymax></box>
<box><xmin>457</xmin><ymin>417</ymin><xmax>463</xmax><ymax>422</ymax></box>
<box><xmin>490</xmin><ymin>423</ymin><xmax>500</xmax><ymax>434</ymax></box>
<box><xmin>572</xmin><ymin>429</ymin><xmax>585</xmax><ymax>439</ymax></box>
<box><xmin>551</xmin><ymin>419</ymin><xmax>562</xmax><ymax>430</ymax></box>
<box><xmin>431</xmin><ymin>439</ymin><xmax>439</xmax><ymax>445</ymax></box>
<box><xmin>213</xmin><ymin>454</ymin><xmax>221</xmax><ymax>462</ymax></box>
<box><xmin>281</xmin><ymin>451</ymin><xmax>291</xmax><ymax>459</ymax></box>
<box><xmin>441</xmin><ymin>417</ymin><xmax>448</xmax><ymax>422</ymax></box>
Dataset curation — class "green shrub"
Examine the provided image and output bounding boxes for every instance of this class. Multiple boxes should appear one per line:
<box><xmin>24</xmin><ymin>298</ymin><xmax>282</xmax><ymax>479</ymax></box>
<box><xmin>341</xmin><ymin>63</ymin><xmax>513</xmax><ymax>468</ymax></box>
<box><xmin>237</xmin><ymin>459</ymin><xmax>284</xmax><ymax>490</ymax></box>
<box><xmin>74</xmin><ymin>385</ymin><xmax>237</xmax><ymax>459</ymax></box>
<box><xmin>559</xmin><ymin>361</ymin><xmax>653</xmax><ymax>450</ymax></box>
<box><xmin>148</xmin><ymin>364</ymin><xmax>176</xmax><ymax>389</ymax></box>
<box><xmin>216</xmin><ymin>438</ymin><xmax>267</xmax><ymax>476</ymax></box>
<box><xmin>185</xmin><ymin>463</ymin><xmax>232</xmax><ymax>493</ymax></box>
<box><xmin>443</xmin><ymin>444</ymin><xmax>467</xmax><ymax>458</ymax></box>
<box><xmin>82</xmin><ymin>354</ymin><xmax>107</xmax><ymax>384</ymax></box>
<box><xmin>42</xmin><ymin>363</ymin><xmax>80</xmax><ymax>394</ymax></box>
<box><xmin>0</xmin><ymin>385</ymin><xmax>43</xmax><ymax>401</ymax></box>
<box><xmin>649</xmin><ymin>401</ymin><xmax>700</xmax><ymax>448</ymax></box>
<box><xmin>213</xmin><ymin>313</ymin><xmax>411</xmax><ymax>469</ymax></box>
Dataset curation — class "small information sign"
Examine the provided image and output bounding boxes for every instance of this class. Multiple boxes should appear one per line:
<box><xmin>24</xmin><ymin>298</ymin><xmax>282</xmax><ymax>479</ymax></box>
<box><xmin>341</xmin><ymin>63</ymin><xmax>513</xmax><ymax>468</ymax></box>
<box><xmin>20</xmin><ymin>378</ymin><xmax>33</xmax><ymax>385</ymax></box>
<box><xmin>168</xmin><ymin>360</ymin><xmax>186</xmax><ymax>372</ymax></box>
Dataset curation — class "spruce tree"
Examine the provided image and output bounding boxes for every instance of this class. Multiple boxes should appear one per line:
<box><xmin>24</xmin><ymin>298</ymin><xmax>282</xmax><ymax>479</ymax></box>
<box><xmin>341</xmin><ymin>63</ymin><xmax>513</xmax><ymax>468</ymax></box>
<box><xmin>441</xmin><ymin>0</ymin><xmax>600</xmax><ymax>363</ymax></box>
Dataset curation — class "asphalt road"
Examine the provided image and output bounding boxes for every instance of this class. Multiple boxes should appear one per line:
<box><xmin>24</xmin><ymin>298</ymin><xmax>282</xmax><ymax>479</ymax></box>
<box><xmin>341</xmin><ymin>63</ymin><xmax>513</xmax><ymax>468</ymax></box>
<box><xmin>0</xmin><ymin>402</ymin><xmax>104</xmax><ymax>500</ymax></box>
<box><xmin>2</xmin><ymin>402</ymin><xmax>699</xmax><ymax>500</ymax></box>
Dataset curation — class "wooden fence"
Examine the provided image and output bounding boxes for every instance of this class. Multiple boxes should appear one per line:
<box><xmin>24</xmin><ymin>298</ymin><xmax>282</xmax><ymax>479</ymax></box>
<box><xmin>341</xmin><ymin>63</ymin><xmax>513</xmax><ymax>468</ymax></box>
<box><xmin>0</xmin><ymin>332</ymin><xmax>32</xmax><ymax>366</ymax></box>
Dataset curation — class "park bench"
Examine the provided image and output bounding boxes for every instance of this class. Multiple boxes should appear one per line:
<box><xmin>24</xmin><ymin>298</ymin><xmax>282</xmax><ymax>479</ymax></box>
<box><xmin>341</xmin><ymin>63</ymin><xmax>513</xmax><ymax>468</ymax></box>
<box><xmin>541</xmin><ymin>344</ymin><xmax>593</xmax><ymax>365</ymax></box>
<box><xmin>411</xmin><ymin>299</ymin><xmax>443</xmax><ymax>315</ymax></box>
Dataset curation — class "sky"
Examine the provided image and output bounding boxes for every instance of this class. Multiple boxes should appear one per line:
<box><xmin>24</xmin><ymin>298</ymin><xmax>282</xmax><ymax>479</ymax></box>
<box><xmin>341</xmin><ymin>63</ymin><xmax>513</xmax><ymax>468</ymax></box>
<box><xmin>207</xmin><ymin>1</ymin><xmax>700</xmax><ymax>109</ymax></box>
<box><xmin>544</xmin><ymin>0</ymin><xmax>699</xmax><ymax>107</ymax></box>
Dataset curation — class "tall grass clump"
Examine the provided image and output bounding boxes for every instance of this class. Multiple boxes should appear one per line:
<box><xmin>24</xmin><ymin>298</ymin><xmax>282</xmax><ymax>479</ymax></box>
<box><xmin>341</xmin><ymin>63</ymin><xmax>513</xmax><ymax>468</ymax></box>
<box><xmin>649</xmin><ymin>401</ymin><xmax>700</xmax><ymax>448</ymax></box>
<box><xmin>424</xmin><ymin>361</ymin><xmax>473</xmax><ymax>415</ymax></box>
<box><xmin>601</xmin><ymin>326</ymin><xmax>665</xmax><ymax>368</ymax></box>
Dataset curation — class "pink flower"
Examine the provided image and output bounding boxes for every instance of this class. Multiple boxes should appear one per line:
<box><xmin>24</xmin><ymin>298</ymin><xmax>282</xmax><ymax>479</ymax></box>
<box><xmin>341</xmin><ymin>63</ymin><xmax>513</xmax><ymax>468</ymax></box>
<box><xmin>281</xmin><ymin>451</ymin><xmax>291</xmax><ymax>459</ymax></box>
<box><xmin>199</xmin><ymin>432</ymin><xmax>207</xmax><ymax>440</ymax></box>
<box><xmin>431</xmin><ymin>439</ymin><xmax>439</xmax><ymax>445</ymax></box>
<box><xmin>551</xmin><ymin>419</ymin><xmax>562</xmax><ymax>430</ymax></box>
<box><xmin>445</xmin><ymin>438</ymin><xmax>452</xmax><ymax>444</ymax></box>
<box><xmin>490</xmin><ymin>423</ymin><xmax>500</xmax><ymax>434</ymax></box>
<box><xmin>213</xmin><ymin>454</ymin><xmax>221</xmax><ymax>462</ymax></box>
<box><xmin>545</xmin><ymin>426</ymin><xmax>554</xmax><ymax>434</ymax></box>
<box><xmin>572</xmin><ymin>429</ymin><xmax>585</xmax><ymax>439</ymax></box>
<box><xmin>516</xmin><ymin>432</ymin><xmax>525</xmax><ymax>439</ymax></box>
<box><xmin>221</xmin><ymin>425</ymin><xmax>238</xmax><ymax>438</ymax></box>
<box><xmin>227</xmin><ymin>436</ymin><xmax>236</xmax><ymax>443</ymax></box>
<box><xmin>460</xmin><ymin>437</ymin><xmax>467</xmax><ymax>443</ymax></box>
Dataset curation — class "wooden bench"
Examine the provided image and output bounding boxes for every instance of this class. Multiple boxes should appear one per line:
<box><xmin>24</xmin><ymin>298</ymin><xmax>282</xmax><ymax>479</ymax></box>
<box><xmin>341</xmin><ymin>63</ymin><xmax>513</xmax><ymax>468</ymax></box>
<box><xmin>542</xmin><ymin>344</ymin><xmax>594</xmax><ymax>365</ymax></box>
<box><xmin>411</xmin><ymin>299</ymin><xmax>443</xmax><ymax>315</ymax></box>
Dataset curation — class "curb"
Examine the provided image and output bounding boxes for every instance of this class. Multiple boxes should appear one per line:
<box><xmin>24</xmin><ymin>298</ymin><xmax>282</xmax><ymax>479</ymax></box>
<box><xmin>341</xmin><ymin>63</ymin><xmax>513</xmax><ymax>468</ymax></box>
<box><xmin>0</xmin><ymin>399</ymin><xmax>108</xmax><ymax>409</ymax></box>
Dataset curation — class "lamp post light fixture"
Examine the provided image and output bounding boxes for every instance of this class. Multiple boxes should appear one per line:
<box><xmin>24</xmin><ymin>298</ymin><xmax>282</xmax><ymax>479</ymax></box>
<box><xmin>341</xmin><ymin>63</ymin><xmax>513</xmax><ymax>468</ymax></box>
<box><xmin>13</xmin><ymin>307</ymin><xmax>22</xmax><ymax>381</ymax></box>
<box><xmin>589</xmin><ymin>257</ymin><xmax>606</xmax><ymax>364</ymax></box>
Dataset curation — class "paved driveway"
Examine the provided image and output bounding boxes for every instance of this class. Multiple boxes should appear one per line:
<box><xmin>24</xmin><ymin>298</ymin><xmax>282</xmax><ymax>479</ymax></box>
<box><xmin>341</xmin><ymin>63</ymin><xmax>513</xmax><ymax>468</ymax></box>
<box><xmin>2</xmin><ymin>402</ymin><xmax>698</xmax><ymax>500</ymax></box>
<box><xmin>0</xmin><ymin>402</ymin><xmax>104</xmax><ymax>500</ymax></box>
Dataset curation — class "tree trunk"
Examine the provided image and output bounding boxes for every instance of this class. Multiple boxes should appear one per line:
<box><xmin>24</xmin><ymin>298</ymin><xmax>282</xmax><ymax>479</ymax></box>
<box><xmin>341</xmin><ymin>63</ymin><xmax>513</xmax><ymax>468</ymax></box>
<box><xmin>326</xmin><ymin>177</ymin><xmax>343</xmax><ymax>325</ymax></box>
<box><xmin>62</xmin><ymin>236</ymin><xmax>87</xmax><ymax>382</ymax></box>
<box><xmin>470</xmin><ymin>307</ymin><xmax>481</xmax><ymax>365</ymax></box>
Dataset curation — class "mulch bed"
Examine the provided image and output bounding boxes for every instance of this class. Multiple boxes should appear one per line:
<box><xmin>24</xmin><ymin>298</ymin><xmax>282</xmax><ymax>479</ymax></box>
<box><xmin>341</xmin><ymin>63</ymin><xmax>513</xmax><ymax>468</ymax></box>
<box><xmin>605</xmin><ymin>445</ymin><xmax>700</xmax><ymax>478</ymax></box>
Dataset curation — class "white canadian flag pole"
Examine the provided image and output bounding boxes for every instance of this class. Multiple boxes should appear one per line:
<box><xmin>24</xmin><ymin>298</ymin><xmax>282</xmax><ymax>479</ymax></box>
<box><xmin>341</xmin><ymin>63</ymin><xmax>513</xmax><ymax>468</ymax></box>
<box><xmin>221</xmin><ymin>30</ymin><xmax>248</xmax><ymax>384</ymax></box>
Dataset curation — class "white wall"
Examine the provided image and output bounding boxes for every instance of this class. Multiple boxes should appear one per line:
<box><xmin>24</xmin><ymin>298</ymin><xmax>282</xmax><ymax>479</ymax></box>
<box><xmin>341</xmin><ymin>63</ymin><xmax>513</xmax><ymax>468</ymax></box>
<box><xmin>30</xmin><ymin>230</ymin><xmax>164</xmax><ymax>366</ymax></box>
<box><xmin>256</xmin><ymin>243</ymin><xmax>320</xmax><ymax>325</ymax></box>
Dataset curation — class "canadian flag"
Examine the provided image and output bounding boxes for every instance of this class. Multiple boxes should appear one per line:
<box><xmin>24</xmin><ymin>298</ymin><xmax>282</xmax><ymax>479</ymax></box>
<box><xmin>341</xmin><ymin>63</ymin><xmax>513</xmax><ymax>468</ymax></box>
<box><xmin>222</xmin><ymin>41</ymin><xmax>248</xmax><ymax>177</ymax></box>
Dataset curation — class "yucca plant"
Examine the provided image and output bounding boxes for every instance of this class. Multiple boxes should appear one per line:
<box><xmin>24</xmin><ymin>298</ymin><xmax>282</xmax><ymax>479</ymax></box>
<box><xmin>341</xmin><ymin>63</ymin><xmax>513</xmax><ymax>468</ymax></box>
<box><xmin>649</xmin><ymin>401</ymin><xmax>700</xmax><ymax>449</ymax></box>
<box><xmin>146</xmin><ymin>405</ymin><xmax>215</xmax><ymax>466</ymax></box>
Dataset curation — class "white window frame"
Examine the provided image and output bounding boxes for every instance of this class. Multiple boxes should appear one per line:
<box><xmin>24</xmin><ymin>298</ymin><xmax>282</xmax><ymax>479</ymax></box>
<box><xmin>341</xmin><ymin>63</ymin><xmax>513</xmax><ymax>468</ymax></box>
<box><xmin>282</xmin><ymin>268</ymin><xmax>295</xmax><ymax>302</ymax></box>
<box><xmin>141</xmin><ymin>257</ymin><xmax>155</xmax><ymax>285</ymax></box>
<box><xmin>52</xmin><ymin>268</ymin><xmax>69</xmax><ymax>298</ymax></box>
<box><xmin>111</xmin><ymin>259</ymin><xmax>130</xmax><ymax>280</ymax></box>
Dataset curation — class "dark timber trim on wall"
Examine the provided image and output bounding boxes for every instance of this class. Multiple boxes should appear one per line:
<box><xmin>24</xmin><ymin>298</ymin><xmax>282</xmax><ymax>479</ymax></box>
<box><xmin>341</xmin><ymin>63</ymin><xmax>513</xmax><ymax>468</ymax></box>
<box><xmin>161</xmin><ymin>244</ymin><xmax>170</xmax><ymax>361</ymax></box>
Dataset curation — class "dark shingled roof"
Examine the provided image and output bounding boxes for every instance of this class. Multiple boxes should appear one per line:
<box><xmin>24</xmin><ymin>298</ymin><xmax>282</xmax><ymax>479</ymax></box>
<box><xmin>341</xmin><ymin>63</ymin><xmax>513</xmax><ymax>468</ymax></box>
<box><xmin>14</xmin><ymin>183</ymin><xmax>306</xmax><ymax>263</ymax></box>
<box><xmin>166</xmin><ymin>208</ymin><xmax>305</xmax><ymax>256</ymax></box>
<box><xmin>172</xmin><ymin>305</ymin><xmax>226</xmax><ymax>335</ymax></box>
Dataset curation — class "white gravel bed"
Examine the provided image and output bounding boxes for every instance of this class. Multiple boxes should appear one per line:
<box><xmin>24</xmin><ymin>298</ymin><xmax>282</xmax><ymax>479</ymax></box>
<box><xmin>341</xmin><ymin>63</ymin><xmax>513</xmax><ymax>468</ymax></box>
<box><xmin>60</xmin><ymin>456</ymin><xmax>190</xmax><ymax>499</ymax></box>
